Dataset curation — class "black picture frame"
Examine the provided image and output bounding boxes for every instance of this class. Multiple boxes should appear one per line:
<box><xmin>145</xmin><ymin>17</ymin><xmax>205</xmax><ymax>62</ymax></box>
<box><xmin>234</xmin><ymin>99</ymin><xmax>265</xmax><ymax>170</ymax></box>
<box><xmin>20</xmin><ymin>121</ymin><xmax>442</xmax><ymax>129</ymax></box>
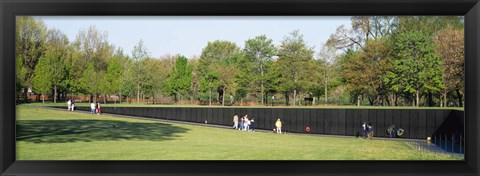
<box><xmin>1</xmin><ymin>0</ymin><xmax>479</xmax><ymax>175</ymax></box>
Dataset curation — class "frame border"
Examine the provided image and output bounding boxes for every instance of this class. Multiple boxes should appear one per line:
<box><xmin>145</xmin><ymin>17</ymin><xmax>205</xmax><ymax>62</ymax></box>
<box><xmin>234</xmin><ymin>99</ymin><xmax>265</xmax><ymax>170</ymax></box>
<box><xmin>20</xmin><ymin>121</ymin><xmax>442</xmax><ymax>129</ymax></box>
<box><xmin>1</xmin><ymin>0</ymin><xmax>479</xmax><ymax>175</ymax></box>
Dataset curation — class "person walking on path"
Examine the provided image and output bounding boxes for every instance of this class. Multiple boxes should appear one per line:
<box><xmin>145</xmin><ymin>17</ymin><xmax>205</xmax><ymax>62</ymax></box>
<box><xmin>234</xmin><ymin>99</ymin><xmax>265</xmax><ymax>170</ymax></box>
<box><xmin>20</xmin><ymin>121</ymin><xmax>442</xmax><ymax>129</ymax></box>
<box><xmin>275</xmin><ymin>119</ymin><xmax>282</xmax><ymax>134</ymax></box>
<box><xmin>71</xmin><ymin>101</ymin><xmax>75</xmax><ymax>111</ymax></box>
<box><xmin>67</xmin><ymin>99</ymin><xmax>72</xmax><ymax>111</ymax></box>
<box><xmin>232</xmin><ymin>114</ymin><xmax>239</xmax><ymax>129</ymax></box>
<box><xmin>96</xmin><ymin>102</ymin><xmax>101</xmax><ymax>115</ymax></box>
<box><xmin>90</xmin><ymin>102</ymin><xmax>96</xmax><ymax>114</ymax></box>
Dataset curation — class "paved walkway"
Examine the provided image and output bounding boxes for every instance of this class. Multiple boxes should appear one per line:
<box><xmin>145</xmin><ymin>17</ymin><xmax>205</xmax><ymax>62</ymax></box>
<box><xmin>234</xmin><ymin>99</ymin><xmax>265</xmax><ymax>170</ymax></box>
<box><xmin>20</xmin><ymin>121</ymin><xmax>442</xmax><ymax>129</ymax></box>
<box><xmin>47</xmin><ymin>107</ymin><xmax>464</xmax><ymax>158</ymax></box>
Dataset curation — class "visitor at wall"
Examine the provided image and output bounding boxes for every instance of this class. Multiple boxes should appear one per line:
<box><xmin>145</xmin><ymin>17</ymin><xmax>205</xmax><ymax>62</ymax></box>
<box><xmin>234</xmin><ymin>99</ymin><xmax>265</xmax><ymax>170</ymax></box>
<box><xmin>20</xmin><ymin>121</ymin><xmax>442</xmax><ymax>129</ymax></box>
<box><xmin>67</xmin><ymin>99</ymin><xmax>72</xmax><ymax>111</ymax></box>
<box><xmin>239</xmin><ymin>117</ymin><xmax>244</xmax><ymax>130</ymax></box>
<box><xmin>232</xmin><ymin>114</ymin><xmax>239</xmax><ymax>130</ymax></box>
<box><xmin>367</xmin><ymin>123</ymin><xmax>374</xmax><ymax>139</ymax></box>
<box><xmin>90</xmin><ymin>102</ymin><xmax>96</xmax><ymax>114</ymax></box>
<box><xmin>250</xmin><ymin>117</ymin><xmax>255</xmax><ymax>132</ymax></box>
<box><xmin>362</xmin><ymin>122</ymin><xmax>368</xmax><ymax>139</ymax></box>
<box><xmin>275</xmin><ymin>118</ymin><xmax>282</xmax><ymax>134</ymax></box>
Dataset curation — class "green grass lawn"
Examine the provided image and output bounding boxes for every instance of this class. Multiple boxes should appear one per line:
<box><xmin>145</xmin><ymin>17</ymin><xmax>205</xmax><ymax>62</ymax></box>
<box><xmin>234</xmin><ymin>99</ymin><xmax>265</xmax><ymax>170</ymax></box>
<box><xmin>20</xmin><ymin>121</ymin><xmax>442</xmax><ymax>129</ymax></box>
<box><xmin>33</xmin><ymin>102</ymin><xmax>464</xmax><ymax>111</ymax></box>
<box><xmin>16</xmin><ymin>104</ymin><xmax>461</xmax><ymax>160</ymax></box>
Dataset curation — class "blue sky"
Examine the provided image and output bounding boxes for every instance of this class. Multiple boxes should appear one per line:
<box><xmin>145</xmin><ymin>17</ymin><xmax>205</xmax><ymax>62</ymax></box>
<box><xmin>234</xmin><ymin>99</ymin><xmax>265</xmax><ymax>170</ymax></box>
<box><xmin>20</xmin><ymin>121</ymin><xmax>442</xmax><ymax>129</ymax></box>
<box><xmin>38</xmin><ymin>16</ymin><xmax>351</xmax><ymax>58</ymax></box>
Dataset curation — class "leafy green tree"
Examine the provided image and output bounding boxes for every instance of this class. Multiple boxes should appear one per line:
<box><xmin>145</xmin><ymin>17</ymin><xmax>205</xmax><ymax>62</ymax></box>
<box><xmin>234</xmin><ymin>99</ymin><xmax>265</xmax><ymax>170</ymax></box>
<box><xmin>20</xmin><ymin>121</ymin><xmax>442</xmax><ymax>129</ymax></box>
<box><xmin>32</xmin><ymin>57</ymin><xmax>52</xmax><ymax>104</ymax></box>
<box><xmin>104</xmin><ymin>54</ymin><xmax>123</xmax><ymax>103</ymax></box>
<box><xmin>168</xmin><ymin>55</ymin><xmax>193</xmax><ymax>102</ymax></box>
<box><xmin>343</xmin><ymin>38</ymin><xmax>392</xmax><ymax>106</ymax></box>
<box><xmin>276</xmin><ymin>30</ymin><xmax>315</xmax><ymax>105</ymax></box>
<box><xmin>80</xmin><ymin>63</ymin><xmax>99</xmax><ymax>103</ymax></box>
<box><xmin>16</xmin><ymin>16</ymin><xmax>47</xmax><ymax>101</ymax></box>
<box><xmin>244</xmin><ymin>35</ymin><xmax>276</xmax><ymax>105</ymax></box>
<box><xmin>131</xmin><ymin>39</ymin><xmax>150</xmax><ymax>103</ymax></box>
<box><xmin>44</xmin><ymin>29</ymin><xmax>69</xmax><ymax>103</ymax></box>
<box><xmin>384</xmin><ymin>30</ymin><xmax>444</xmax><ymax>107</ymax></box>
<box><xmin>198</xmin><ymin>40</ymin><xmax>240</xmax><ymax>105</ymax></box>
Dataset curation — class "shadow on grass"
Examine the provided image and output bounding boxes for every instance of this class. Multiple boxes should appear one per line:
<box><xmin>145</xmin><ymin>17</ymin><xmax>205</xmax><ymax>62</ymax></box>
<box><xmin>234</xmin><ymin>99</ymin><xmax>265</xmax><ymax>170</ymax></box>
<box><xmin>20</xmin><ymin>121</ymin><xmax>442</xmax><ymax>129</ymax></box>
<box><xmin>16</xmin><ymin>119</ymin><xmax>189</xmax><ymax>143</ymax></box>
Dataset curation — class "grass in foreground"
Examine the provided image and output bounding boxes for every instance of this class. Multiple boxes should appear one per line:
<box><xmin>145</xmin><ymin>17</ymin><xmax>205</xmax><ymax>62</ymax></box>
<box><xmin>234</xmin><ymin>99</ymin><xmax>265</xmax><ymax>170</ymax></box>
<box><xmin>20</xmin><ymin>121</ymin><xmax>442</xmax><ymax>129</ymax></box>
<box><xmin>16</xmin><ymin>105</ymin><xmax>462</xmax><ymax>160</ymax></box>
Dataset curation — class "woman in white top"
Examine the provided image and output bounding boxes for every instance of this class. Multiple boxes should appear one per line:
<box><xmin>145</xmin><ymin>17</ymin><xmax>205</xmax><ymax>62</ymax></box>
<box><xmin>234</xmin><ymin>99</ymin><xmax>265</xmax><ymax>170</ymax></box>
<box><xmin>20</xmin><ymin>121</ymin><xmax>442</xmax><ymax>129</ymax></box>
<box><xmin>244</xmin><ymin>115</ymin><xmax>249</xmax><ymax>131</ymax></box>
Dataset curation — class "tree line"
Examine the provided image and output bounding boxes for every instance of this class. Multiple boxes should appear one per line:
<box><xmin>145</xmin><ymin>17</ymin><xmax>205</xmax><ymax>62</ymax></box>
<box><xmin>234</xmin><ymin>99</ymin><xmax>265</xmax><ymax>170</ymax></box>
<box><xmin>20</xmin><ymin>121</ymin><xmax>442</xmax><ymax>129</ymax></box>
<box><xmin>16</xmin><ymin>16</ymin><xmax>464</xmax><ymax>107</ymax></box>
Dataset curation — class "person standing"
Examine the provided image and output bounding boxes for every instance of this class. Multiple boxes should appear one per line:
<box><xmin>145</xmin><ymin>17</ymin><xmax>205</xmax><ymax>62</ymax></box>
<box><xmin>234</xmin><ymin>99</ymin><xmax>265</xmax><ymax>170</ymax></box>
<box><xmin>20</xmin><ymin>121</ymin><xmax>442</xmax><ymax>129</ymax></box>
<box><xmin>367</xmin><ymin>123</ymin><xmax>374</xmax><ymax>139</ymax></box>
<box><xmin>90</xmin><ymin>102</ymin><xmax>96</xmax><ymax>114</ymax></box>
<box><xmin>362</xmin><ymin>122</ymin><xmax>367</xmax><ymax>139</ymax></box>
<box><xmin>232</xmin><ymin>114</ymin><xmax>239</xmax><ymax>129</ymax></box>
<box><xmin>245</xmin><ymin>116</ymin><xmax>250</xmax><ymax>131</ymax></box>
<box><xmin>250</xmin><ymin>117</ymin><xmax>255</xmax><ymax>132</ymax></box>
<box><xmin>67</xmin><ymin>99</ymin><xmax>72</xmax><ymax>111</ymax></box>
<box><xmin>239</xmin><ymin>117</ymin><xmax>244</xmax><ymax>130</ymax></box>
<box><xmin>243</xmin><ymin>115</ymin><xmax>249</xmax><ymax>131</ymax></box>
<box><xmin>71</xmin><ymin>101</ymin><xmax>75</xmax><ymax>111</ymax></box>
<box><xmin>275</xmin><ymin>118</ymin><xmax>282</xmax><ymax>134</ymax></box>
<box><xmin>96</xmin><ymin>102</ymin><xmax>101</xmax><ymax>115</ymax></box>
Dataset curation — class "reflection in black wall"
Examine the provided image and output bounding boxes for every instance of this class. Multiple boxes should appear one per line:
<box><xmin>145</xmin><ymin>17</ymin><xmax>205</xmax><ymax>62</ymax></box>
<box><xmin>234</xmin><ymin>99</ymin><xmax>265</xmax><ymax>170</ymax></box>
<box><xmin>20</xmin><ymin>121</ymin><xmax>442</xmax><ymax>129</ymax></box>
<box><xmin>60</xmin><ymin>106</ymin><xmax>463</xmax><ymax>139</ymax></box>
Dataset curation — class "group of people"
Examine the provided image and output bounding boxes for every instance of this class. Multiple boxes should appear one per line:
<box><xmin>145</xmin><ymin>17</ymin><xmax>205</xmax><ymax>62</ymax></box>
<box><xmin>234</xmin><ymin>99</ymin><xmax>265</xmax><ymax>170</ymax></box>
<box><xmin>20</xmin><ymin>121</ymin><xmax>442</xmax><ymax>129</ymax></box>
<box><xmin>66</xmin><ymin>99</ymin><xmax>75</xmax><ymax>111</ymax></box>
<box><xmin>232</xmin><ymin>114</ymin><xmax>255</xmax><ymax>131</ymax></box>
<box><xmin>361</xmin><ymin>122</ymin><xmax>374</xmax><ymax>139</ymax></box>
<box><xmin>90</xmin><ymin>102</ymin><xmax>102</xmax><ymax>115</ymax></box>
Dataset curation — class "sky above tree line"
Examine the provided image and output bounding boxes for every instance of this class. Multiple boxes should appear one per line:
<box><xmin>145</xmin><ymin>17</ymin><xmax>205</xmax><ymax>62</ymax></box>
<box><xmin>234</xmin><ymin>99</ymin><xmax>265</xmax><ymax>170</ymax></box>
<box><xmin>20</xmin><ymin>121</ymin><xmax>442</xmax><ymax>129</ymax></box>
<box><xmin>38</xmin><ymin>16</ymin><xmax>351</xmax><ymax>59</ymax></box>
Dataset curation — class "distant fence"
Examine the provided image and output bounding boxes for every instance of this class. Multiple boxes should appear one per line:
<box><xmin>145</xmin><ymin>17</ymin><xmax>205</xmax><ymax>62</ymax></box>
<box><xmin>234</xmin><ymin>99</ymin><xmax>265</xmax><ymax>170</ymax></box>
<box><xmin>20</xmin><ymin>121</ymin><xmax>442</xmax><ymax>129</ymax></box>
<box><xmin>62</xmin><ymin>106</ymin><xmax>464</xmax><ymax>140</ymax></box>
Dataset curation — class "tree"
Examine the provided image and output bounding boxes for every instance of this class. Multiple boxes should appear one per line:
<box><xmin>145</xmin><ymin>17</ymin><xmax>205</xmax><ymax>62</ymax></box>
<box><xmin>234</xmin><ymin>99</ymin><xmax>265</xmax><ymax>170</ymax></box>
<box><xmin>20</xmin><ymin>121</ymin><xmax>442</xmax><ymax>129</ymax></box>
<box><xmin>104</xmin><ymin>54</ymin><xmax>123</xmax><ymax>103</ymax></box>
<box><xmin>244</xmin><ymin>35</ymin><xmax>276</xmax><ymax>105</ymax></box>
<box><xmin>32</xmin><ymin>57</ymin><xmax>52</xmax><ymax>104</ymax></box>
<box><xmin>384</xmin><ymin>30</ymin><xmax>444</xmax><ymax>107</ymax></box>
<box><xmin>316</xmin><ymin>43</ymin><xmax>338</xmax><ymax>104</ymax></box>
<box><xmin>276</xmin><ymin>30</ymin><xmax>315</xmax><ymax>105</ymax></box>
<box><xmin>131</xmin><ymin>39</ymin><xmax>150</xmax><ymax>103</ymax></box>
<box><xmin>168</xmin><ymin>55</ymin><xmax>193</xmax><ymax>102</ymax></box>
<box><xmin>343</xmin><ymin>38</ymin><xmax>392</xmax><ymax>106</ymax></box>
<box><xmin>198</xmin><ymin>40</ymin><xmax>240</xmax><ymax>105</ymax></box>
<box><xmin>44</xmin><ymin>29</ymin><xmax>69</xmax><ymax>103</ymax></box>
<box><xmin>16</xmin><ymin>16</ymin><xmax>47</xmax><ymax>101</ymax></box>
<box><xmin>433</xmin><ymin>26</ymin><xmax>464</xmax><ymax>107</ymax></box>
<box><xmin>80</xmin><ymin>63</ymin><xmax>99</xmax><ymax>103</ymax></box>
<box><xmin>73</xmin><ymin>26</ymin><xmax>114</xmax><ymax>100</ymax></box>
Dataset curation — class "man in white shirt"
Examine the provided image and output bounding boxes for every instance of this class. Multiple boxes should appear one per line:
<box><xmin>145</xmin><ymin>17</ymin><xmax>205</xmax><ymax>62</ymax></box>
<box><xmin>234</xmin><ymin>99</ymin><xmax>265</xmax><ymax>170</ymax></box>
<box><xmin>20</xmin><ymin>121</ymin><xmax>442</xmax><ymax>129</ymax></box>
<box><xmin>67</xmin><ymin>99</ymin><xmax>72</xmax><ymax>111</ymax></box>
<box><xmin>90</xmin><ymin>102</ymin><xmax>96</xmax><ymax>114</ymax></box>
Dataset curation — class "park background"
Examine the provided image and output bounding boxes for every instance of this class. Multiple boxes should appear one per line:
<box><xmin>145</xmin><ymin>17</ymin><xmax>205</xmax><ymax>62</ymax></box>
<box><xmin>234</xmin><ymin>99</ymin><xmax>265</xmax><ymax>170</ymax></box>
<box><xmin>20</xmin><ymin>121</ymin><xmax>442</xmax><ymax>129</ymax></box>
<box><xmin>16</xmin><ymin>16</ymin><xmax>464</xmax><ymax>108</ymax></box>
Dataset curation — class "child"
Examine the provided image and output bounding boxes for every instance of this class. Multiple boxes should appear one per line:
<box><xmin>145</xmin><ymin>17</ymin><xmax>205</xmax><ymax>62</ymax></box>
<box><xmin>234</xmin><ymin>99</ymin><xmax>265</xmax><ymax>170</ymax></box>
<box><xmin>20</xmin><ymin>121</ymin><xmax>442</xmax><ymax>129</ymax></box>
<box><xmin>250</xmin><ymin>118</ymin><xmax>255</xmax><ymax>132</ymax></box>
<box><xmin>367</xmin><ymin>123</ymin><xmax>373</xmax><ymax>139</ymax></box>
<box><xmin>239</xmin><ymin>117</ymin><xmax>244</xmax><ymax>130</ymax></box>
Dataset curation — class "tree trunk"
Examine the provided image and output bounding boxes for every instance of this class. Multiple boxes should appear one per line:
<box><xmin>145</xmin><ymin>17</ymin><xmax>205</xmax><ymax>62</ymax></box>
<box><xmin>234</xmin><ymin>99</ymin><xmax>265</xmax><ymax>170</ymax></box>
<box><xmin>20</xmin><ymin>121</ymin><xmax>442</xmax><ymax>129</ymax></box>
<box><xmin>416</xmin><ymin>91</ymin><xmax>420</xmax><ymax>107</ymax></box>
<box><xmin>444</xmin><ymin>93</ymin><xmax>448</xmax><ymax>107</ymax></box>
<box><xmin>324</xmin><ymin>78</ymin><xmax>328</xmax><ymax>105</ymax></box>
<box><xmin>54</xmin><ymin>85</ymin><xmax>57</xmax><ymax>103</ymax></box>
<box><xmin>394</xmin><ymin>94</ymin><xmax>398</xmax><ymax>106</ymax></box>
<box><xmin>209</xmin><ymin>88</ymin><xmax>212</xmax><ymax>106</ymax></box>
<box><xmin>104</xmin><ymin>94</ymin><xmax>107</xmax><ymax>104</ymax></box>
<box><xmin>293</xmin><ymin>89</ymin><xmax>297</xmax><ymax>106</ymax></box>
<box><xmin>23</xmin><ymin>88</ymin><xmax>29</xmax><ymax>103</ymax></box>
<box><xmin>42</xmin><ymin>94</ymin><xmax>45</xmax><ymax>105</ymax></box>
<box><xmin>137</xmin><ymin>83</ymin><xmax>140</xmax><ymax>103</ymax></box>
<box><xmin>428</xmin><ymin>92</ymin><xmax>433</xmax><ymax>107</ymax></box>
<box><xmin>285</xmin><ymin>93</ymin><xmax>289</xmax><ymax>106</ymax></box>
<box><xmin>456</xmin><ymin>89</ymin><xmax>463</xmax><ymax>107</ymax></box>
<box><xmin>222</xmin><ymin>89</ymin><xmax>225</xmax><ymax>106</ymax></box>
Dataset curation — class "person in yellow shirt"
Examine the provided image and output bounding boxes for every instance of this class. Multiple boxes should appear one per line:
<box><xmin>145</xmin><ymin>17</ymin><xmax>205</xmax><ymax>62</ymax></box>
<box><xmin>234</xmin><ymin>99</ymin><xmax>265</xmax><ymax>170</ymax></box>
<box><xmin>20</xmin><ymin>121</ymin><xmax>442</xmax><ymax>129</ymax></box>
<box><xmin>275</xmin><ymin>118</ymin><xmax>282</xmax><ymax>134</ymax></box>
